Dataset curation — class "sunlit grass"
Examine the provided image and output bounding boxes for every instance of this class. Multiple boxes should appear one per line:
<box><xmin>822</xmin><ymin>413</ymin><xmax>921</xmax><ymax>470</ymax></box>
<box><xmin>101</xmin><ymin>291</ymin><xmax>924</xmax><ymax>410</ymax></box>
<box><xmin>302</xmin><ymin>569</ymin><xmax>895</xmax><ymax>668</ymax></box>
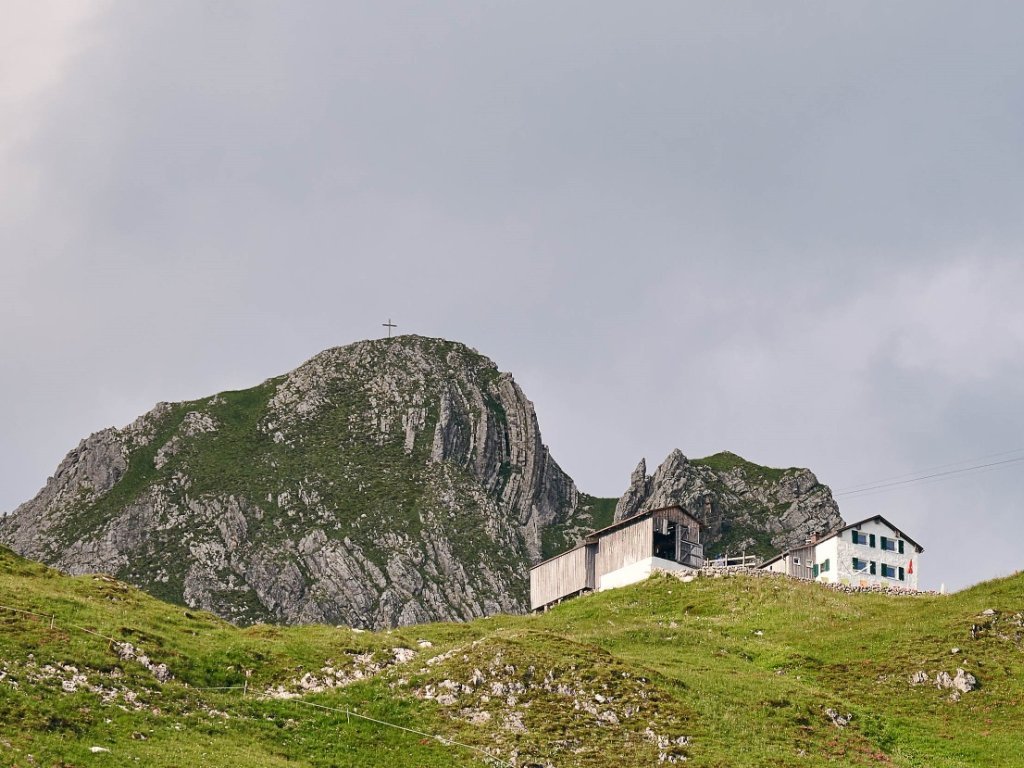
<box><xmin>2</xmin><ymin>547</ymin><xmax>1022</xmax><ymax>767</ymax></box>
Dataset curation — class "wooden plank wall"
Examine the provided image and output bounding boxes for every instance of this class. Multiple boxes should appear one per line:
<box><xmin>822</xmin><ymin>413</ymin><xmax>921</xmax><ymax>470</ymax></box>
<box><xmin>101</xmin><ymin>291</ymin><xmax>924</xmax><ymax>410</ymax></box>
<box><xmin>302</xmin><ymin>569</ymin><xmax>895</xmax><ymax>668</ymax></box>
<box><xmin>530</xmin><ymin>546</ymin><xmax>592</xmax><ymax>610</ymax></box>
<box><xmin>653</xmin><ymin>507</ymin><xmax>701</xmax><ymax>544</ymax></box>
<box><xmin>595</xmin><ymin>516</ymin><xmax>654</xmax><ymax>582</ymax></box>
<box><xmin>788</xmin><ymin>545</ymin><xmax>816</xmax><ymax>579</ymax></box>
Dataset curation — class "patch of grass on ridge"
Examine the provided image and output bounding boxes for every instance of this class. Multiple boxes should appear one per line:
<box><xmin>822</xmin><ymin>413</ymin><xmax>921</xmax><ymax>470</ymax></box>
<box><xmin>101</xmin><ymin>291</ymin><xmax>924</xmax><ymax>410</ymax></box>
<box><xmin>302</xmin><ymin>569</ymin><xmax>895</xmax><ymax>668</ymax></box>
<box><xmin>56</xmin><ymin>403</ymin><xmax>190</xmax><ymax>545</ymax></box>
<box><xmin>540</xmin><ymin>495</ymin><xmax>618</xmax><ymax>561</ymax></box>
<box><xmin>692</xmin><ymin>450</ymin><xmax>792</xmax><ymax>483</ymax></box>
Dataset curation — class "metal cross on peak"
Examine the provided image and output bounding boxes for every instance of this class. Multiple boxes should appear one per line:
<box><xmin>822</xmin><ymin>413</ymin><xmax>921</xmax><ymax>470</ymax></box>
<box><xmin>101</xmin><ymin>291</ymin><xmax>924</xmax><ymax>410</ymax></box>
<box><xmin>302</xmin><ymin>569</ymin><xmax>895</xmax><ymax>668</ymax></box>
<box><xmin>382</xmin><ymin>318</ymin><xmax>397</xmax><ymax>338</ymax></box>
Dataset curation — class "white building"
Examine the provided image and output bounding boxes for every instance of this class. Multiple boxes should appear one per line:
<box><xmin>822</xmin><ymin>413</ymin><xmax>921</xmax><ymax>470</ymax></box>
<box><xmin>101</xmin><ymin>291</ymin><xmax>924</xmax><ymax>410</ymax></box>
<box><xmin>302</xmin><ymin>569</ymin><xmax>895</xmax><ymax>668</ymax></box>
<box><xmin>762</xmin><ymin>515</ymin><xmax>923</xmax><ymax>590</ymax></box>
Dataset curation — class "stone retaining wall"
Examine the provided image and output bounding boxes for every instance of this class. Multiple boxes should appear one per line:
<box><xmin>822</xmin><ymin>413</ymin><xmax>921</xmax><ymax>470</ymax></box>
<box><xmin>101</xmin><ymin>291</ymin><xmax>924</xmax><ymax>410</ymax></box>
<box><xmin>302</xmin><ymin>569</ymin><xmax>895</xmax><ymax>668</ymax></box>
<box><xmin>659</xmin><ymin>564</ymin><xmax>941</xmax><ymax>596</ymax></box>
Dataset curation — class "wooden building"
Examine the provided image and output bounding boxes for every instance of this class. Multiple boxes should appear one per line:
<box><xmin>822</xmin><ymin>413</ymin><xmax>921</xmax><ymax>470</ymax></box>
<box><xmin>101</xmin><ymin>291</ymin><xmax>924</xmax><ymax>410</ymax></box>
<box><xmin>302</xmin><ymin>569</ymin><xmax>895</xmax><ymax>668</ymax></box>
<box><xmin>530</xmin><ymin>506</ymin><xmax>704</xmax><ymax>611</ymax></box>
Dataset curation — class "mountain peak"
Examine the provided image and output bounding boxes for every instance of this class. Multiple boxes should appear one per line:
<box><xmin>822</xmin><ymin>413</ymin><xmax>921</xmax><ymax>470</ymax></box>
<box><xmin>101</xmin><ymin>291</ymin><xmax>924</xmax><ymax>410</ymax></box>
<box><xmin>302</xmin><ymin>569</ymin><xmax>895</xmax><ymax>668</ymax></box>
<box><xmin>0</xmin><ymin>336</ymin><xmax>579</xmax><ymax>629</ymax></box>
<box><xmin>0</xmin><ymin>336</ymin><xmax>844</xmax><ymax>628</ymax></box>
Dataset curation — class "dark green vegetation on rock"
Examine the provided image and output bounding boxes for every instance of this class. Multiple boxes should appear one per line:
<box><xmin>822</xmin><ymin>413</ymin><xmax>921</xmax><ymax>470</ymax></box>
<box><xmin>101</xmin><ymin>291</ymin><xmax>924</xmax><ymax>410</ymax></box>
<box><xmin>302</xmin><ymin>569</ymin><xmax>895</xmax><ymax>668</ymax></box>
<box><xmin>2</xmin><ymin>547</ymin><xmax>1022</xmax><ymax>767</ymax></box>
<box><xmin>0</xmin><ymin>335</ymin><xmax>842</xmax><ymax>629</ymax></box>
<box><xmin>692</xmin><ymin>450</ymin><xmax>791</xmax><ymax>484</ymax></box>
<box><xmin>0</xmin><ymin>337</ymin><xmax>583</xmax><ymax>629</ymax></box>
<box><xmin>540</xmin><ymin>494</ymin><xmax>617</xmax><ymax>561</ymax></box>
<box><xmin>615</xmin><ymin>449</ymin><xmax>842</xmax><ymax>561</ymax></box>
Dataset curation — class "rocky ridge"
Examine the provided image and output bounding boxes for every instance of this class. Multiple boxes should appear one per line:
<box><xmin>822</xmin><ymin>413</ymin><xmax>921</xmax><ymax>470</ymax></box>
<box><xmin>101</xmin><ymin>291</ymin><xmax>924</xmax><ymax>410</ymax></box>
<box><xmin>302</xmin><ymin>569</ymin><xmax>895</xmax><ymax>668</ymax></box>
<box><xmin>615</xmin><ymin>449</ymin><xmax>843</xmax><ymax>556</ymax></box>
<box><xmin>0</xmin><ymin>337</ymin><xmax>586</xmax><ymax>629</ymax></box>
<box><xmin>1</xmin><ymin>335</ymin><xmax>845</xmax><ymax>628</ymax></box>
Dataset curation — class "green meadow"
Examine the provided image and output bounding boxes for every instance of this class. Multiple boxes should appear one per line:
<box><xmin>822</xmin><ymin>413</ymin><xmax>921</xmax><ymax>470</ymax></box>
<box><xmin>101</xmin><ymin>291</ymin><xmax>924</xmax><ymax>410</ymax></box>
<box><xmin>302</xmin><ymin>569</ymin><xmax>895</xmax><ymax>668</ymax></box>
<box><xmin>1</xmin><ymin>546</ymin><xmax>1020</xmax><ymax>767</ymax></box>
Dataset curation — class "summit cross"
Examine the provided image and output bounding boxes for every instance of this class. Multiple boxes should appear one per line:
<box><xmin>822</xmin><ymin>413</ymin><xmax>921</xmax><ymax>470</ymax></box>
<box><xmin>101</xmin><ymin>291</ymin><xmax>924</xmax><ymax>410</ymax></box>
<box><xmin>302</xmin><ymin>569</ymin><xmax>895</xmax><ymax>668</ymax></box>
<box><xmin>382</xmin><ymin>318</ymin><xmax>397</xmax><ymax>338</ymax></box>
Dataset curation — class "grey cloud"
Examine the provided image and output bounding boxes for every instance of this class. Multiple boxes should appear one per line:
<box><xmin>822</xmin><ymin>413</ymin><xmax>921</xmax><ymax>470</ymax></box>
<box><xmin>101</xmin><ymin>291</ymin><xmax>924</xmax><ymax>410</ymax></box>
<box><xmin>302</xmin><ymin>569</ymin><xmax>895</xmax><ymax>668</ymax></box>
<box><xmin>3</xmin><ymin>1</ymin><xmax>1023</xmax><ymax>592</ymax></box>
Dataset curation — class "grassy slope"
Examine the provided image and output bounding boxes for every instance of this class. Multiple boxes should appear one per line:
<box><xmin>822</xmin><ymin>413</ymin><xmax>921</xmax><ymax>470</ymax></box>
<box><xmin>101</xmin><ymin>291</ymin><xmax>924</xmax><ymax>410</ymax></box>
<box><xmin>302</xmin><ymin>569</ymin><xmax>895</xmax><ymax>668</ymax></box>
<box><xmin>691</xmin><ymin>451</ymin><xmax>793</xmax><ymax>483</ymax></box>
<box><xmin>1</xmin><ymin>546</ymin><xmax>1021</xmax><ymax>767</ymax></box>
<box><xmin>541</xmin><ymin>495</ymin><xmax>617</xmax><ymax>561</ymax></box>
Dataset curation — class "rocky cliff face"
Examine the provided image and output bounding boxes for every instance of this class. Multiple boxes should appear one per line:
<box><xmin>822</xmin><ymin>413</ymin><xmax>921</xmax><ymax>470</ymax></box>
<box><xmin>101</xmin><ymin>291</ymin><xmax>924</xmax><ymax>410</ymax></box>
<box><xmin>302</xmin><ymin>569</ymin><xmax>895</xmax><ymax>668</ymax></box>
<box><xmin>614</xmin><ymin>449</ymin><xmax>843</xmax><ymax>556</ymax></box>
<box><xmin>0</xmin><ymin>335</ymin><xmax>846</xmax><ymax>629</ymax></box>
<box><xmin>0</xmin><ymin>336</ymin><xmax>591</xmax><ymax>629</ymax></box>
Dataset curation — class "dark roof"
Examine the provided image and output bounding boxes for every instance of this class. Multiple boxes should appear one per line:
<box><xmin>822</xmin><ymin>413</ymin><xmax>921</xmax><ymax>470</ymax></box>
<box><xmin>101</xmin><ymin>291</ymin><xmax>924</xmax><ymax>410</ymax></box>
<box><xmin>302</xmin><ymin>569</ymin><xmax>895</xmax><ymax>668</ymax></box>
<box><xmin>834</xmin><ymin>515</ymin><xmax>924</xmax><ymax>553</ymax></box>
<box><xmin>760</xmin><ymin>514</ymin><xmax>924</xmax><ymax>567</ymax></box>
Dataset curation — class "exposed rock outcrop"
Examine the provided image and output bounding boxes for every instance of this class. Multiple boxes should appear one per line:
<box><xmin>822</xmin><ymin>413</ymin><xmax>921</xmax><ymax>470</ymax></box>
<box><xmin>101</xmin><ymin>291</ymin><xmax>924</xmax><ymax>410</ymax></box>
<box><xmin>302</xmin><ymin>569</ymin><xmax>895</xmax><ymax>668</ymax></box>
<box><xmin>0</xmin><ymin>336</ymin><xmax>846</xmax><ymax>628</ymax></box>
<box><xmin>614</xmin><ymin>449</ymin><xmax>843</xmax><ymax>556</ymax></box>
<box><xmin>0</xmin><ymin>336</ymin><xmax>581</xmax><ymax>629</ymax></box>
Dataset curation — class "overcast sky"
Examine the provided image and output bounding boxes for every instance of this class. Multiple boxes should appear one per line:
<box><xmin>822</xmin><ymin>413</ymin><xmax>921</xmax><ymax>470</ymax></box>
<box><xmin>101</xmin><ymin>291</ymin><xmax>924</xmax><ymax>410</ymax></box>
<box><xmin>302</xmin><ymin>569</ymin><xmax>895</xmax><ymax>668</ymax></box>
<box><xmin>3</xmin><ymin>1</ymin><xmax>1023</xmax><ymax>592</ymax></box>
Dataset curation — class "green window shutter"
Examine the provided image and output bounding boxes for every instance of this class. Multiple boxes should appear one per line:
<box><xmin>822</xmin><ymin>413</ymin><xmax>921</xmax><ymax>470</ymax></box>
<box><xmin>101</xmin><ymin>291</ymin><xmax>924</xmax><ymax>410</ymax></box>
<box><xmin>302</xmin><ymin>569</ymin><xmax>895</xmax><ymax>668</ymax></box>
<box><xmin>813</xmin><ymin>564</ymin><xmax>819</xmax><ymax>577</ymax></box>
<box><xmin>899</xmin><ymin>567</ymin><xmax>905</xmax><ymax>581</ymax></box>
<box><xmin>869</xmin><ymin>561</ymin><xmax>876</xmax><ymax>575</ymax></box>
<box><xmin>869</xmin><ymin>533</ymin><xmax>876</xmax><ymax>548</ymax></box>
<box><xmin>898</xmin><ymin>539</ymin><xmax>904</xmax><ymax>554</ymax></box>
<box><xmin>880</xmin><ymin>536</ymin><xmax>888</xmax><ymax>549</ymax></box>
<box><xmin>852</xmin><ymin>557</ymin><xmax>857</xmax><ymax>568</ymax></box>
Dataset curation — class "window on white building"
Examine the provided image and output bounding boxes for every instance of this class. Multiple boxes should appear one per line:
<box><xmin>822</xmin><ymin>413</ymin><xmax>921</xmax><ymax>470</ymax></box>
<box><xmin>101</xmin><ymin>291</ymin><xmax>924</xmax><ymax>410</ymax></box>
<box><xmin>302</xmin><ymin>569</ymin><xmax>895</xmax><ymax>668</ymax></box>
<box><xmin>852</xmin><ymin>558</ymin><xmax>876</xmax><ymax>575</ymax></box>
<box><xmin>881</xmin><ymin>564</ymin><xmax>906</xmax><ymax>580</ymax></box>
<box><xmin>880</xmin><ymin>536</ymin><xmax>905</xmax><ymax>553</ymax></box>
<box><xmin>852</xmin><ymin>530</ymin><xmax>877</xmax><ymax>547</ymax></box>
<box><xmin>880</xmin><ymin>536</ymin><xmax>900</xmax><ymax>552</ymax></box>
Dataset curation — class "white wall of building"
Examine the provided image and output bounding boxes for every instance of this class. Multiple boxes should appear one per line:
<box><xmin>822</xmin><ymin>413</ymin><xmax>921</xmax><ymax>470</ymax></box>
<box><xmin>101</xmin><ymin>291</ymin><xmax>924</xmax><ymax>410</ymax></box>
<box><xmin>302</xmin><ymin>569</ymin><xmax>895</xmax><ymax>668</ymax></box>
<box><xmin>759</xmin><ymin>517</ymin><xmax>922</xmax><ymax>590</ymax></box>
<box><xmin>650</xmin><ymin>557</ymin><xmax>694</xmax><ymax>579</ymax></box>
<box><xmin>598</xmin><ymin>556</ymin><xmax>693</xmax><ymax>591</ymax></box>
<box><xmin>813</xmin><ymin>537</ymin><xmax>840</xmax><ymax>584</ymax></box>
<box><xmin>820</xmin><ymin>518</ymin><xmax>920</xmax><ymax>589</ymax></box>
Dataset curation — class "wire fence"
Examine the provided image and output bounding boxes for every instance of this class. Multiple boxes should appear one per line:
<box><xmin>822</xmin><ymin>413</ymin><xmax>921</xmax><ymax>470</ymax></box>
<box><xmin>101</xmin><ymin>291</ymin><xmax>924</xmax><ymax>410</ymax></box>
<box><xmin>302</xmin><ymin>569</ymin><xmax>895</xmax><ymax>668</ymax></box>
<box><xmin>0</xmin><ymin>602</ymin><xmax>513</xmax><ymax>767</ymax></box>
<box><xmin>267</xmin><ymin>696</ymin><xmax>513</xmax><ymax>766</ymax></box>
<box><xmin>0</xmin><ymin>594</ymin><xmax>977</xmax><ymax>768</ymax></box>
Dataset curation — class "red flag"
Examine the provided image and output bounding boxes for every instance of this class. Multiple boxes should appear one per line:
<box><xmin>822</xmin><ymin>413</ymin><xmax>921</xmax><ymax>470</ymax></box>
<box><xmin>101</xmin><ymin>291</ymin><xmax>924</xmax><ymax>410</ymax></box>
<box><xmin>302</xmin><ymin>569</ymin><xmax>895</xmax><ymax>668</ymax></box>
<box><xmin>908</xmin><ymin>560</ymin><xmax>914</xmax><ymax>574</ymax></box>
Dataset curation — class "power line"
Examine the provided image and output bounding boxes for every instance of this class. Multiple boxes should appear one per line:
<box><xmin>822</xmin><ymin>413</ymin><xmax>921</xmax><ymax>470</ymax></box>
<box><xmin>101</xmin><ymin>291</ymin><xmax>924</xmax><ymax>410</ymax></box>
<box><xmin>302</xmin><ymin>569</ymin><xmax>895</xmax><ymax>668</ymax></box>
<box><xmin>836</xmin><ymin>460</ymin><xmax>1024</xmax><ymax>501</ymax></box>
<box><xmin>265</xmin><ymin>695</ymin><xmax>515</xmax><ymax>767</ymax></box>
<box><xmin>833</xmin><ymin>446</ymin><xmax>1024</xmax><ymax>493</ymax></box>
<box><xmin>835</xmin><ymin>455</ymin><xmax>1024</xmax><ymax>499</ymax></box>
<box><xmin>0</xmin><ymin>602</ymin><xmax>510</xmax><ymax>767</ymax></box>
